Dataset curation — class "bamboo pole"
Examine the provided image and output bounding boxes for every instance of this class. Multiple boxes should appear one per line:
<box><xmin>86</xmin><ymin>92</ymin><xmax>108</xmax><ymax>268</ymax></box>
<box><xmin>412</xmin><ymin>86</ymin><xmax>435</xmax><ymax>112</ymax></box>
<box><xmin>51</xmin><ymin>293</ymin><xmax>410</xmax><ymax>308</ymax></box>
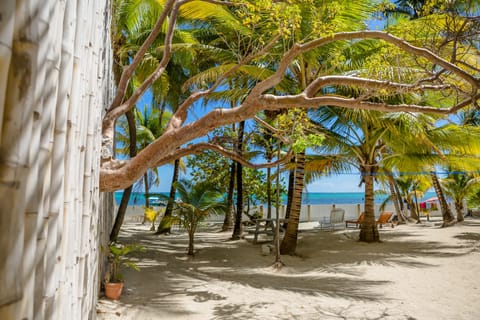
<box><xmin>53</xmin><ymin>1</ymin><xmax>75</xmax><ymax>318</ymax></box>
<box><xmin>0</xmin><ymin>1</ymin><xmax>15</xmax><ymax>136</ymax></box>
<box><xmin>0</xmin><ymin>0</ymin><xmax>40</xmax><ymax>318</ymax></box>
<box><xmin>49</xmin><ymin>0</ymin><xmax>74</xmax><ymax>318</ymax></box>
<box><xmin>43</xmin><ymin>2</ymin><xmax>66</xmax><ymax>319</ymax></box>
<box><xmin>32</xmin><ymin>0</ymin><xmax>63</xmax><ymax>318</ymax></box>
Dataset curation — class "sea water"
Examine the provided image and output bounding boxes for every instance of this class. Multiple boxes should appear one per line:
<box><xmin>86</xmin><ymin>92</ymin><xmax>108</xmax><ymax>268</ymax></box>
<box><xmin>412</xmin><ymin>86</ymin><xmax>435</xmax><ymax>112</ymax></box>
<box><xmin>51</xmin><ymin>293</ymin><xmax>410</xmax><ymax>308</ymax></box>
<box><xmin>114</xmin><ymin>191</ymin><xmax>437</xmax><ymax>206</ymax></box>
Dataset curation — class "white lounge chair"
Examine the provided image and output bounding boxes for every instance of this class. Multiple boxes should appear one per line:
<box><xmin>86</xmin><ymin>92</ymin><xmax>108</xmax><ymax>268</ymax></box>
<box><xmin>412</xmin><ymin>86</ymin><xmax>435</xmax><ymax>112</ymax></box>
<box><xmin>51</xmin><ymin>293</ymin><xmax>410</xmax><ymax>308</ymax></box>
<box><xmin>319</xmin><ymin>208</ymin><xmax>345</xmax><ymax>231</ymax></box>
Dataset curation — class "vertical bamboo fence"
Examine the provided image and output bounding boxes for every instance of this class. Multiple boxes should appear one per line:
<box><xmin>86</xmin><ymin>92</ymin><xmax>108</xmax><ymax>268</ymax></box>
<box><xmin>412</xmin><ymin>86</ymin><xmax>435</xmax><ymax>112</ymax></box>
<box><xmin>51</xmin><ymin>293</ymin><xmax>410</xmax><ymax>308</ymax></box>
<box><xmin>0</xmin><ymin>0</ymin><xmax>114</xmax><ymax>319</ymax></box>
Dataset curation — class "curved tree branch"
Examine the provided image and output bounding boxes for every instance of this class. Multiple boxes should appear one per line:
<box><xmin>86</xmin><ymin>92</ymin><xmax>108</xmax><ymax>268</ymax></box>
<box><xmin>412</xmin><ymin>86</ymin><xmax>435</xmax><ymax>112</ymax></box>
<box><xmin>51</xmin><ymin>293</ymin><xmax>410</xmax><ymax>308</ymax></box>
<box><xmin>100</xmin><ymin>28</ymin><xmax>480</xmax><ymax>192</ymax></box>
<box><xmin>304</xmin><ymin>76</ymin><xmax>452</xmax><ymax>97</ymax></box>
<box><xmin>165</xmin><ymin>33</ymin><xmax>282</xmax><ymax>133</ymax></box>
<box><xmin>246</xmin><ymin>30</ymin><xmax>479</xmax><ymax>102</ymax></box>
<box><xmin>152</xmin><ymin>142</ymin><xmax>294</xmax><ymax>169</ymax></box>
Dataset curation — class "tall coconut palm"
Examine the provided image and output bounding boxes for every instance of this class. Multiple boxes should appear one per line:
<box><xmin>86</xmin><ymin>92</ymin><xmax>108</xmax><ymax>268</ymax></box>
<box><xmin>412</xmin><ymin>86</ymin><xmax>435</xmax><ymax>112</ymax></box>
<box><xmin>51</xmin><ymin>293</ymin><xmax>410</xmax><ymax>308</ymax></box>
<box><xmin>274</xmin><ymin>0</ymin><xmax>376</xmax><ymax>253</ymax></box>
<box><xmin>310</xmin><ymin>108</ymin><xmax>457</xmax><ymax>241</ymax></box>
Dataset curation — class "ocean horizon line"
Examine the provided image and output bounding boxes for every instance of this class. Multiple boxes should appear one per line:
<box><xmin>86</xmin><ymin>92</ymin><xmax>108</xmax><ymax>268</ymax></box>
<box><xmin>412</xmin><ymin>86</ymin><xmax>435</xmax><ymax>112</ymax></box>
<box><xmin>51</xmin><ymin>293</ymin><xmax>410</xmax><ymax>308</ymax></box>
<box><xmin>115</xmin><ymin>191</ymin><xmax>437</xmax><ymax>206</ymax></box>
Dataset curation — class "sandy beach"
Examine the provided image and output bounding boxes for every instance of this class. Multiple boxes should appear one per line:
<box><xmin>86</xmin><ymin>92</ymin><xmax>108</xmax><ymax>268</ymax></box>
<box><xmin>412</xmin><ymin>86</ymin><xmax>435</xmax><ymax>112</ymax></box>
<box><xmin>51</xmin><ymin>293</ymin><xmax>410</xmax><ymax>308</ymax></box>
<box><xmin>97</xmin><ymin>218</ymin><xmax>480</xmax><ymax>320</ymax></box>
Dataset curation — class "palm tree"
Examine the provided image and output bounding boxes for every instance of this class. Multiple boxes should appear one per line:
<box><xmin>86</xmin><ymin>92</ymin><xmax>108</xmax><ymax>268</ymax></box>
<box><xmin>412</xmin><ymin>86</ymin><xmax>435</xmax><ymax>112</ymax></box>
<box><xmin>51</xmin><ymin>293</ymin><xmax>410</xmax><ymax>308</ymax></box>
<box><xmin>275</xmin><ymin>0</ymin><xmax>375</xmax><ymax>253</ymax></box>
<box><xmin>134</xmin><ymin>106</ymin><xmax>166</xmax><ymax>207</ymax></box>
<box><xmin>441</xmin><ymin>169</ymin><xmax>480</xmax><ymax>222</ymax></box>
<box><xmin>311</xmin><ymin>108</ymin><xmax>456</xmax><ymax>241</ymax></box>
<box><xmin>392</xmin><ymin>121</ymin><xmax>480</xmax><ymax>226</ymax></box>
<box><xmin>170</xmin><ymin>179</ymin><xmax>226</xmax><ymax>255</ymax></box>
<box><xmin>395</xmin><ymin>175</ymin><xmax>431</xmax><ymax>222</ymax></box>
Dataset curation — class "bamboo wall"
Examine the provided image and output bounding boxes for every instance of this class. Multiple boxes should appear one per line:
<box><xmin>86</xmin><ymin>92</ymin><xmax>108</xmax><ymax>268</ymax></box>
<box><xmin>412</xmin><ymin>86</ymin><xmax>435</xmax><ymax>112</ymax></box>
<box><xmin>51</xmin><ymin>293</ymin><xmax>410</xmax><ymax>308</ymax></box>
<box><xmin>0</xmin><ymin>0</ymin><xmax>114</xmax><ymax>319</ymax></box>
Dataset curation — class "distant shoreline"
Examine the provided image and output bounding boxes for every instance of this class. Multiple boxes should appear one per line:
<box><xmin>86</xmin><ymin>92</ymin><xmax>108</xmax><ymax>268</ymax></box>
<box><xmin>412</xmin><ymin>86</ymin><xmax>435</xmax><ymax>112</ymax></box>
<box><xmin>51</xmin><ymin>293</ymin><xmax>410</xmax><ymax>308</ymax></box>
<box><xmin>115</xmin><ymin>191</ymin><xmax>437</xmax><ymax>206</ymax></box>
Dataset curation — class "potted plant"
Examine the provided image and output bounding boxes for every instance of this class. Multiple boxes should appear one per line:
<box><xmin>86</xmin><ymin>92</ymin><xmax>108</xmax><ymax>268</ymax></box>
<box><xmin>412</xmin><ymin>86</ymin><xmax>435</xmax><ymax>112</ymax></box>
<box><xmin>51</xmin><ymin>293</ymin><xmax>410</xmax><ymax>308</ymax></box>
<box><xmin>104</xmin><ymin>243</ymin><xmax>145</xmax><ymax>300</ymax></box>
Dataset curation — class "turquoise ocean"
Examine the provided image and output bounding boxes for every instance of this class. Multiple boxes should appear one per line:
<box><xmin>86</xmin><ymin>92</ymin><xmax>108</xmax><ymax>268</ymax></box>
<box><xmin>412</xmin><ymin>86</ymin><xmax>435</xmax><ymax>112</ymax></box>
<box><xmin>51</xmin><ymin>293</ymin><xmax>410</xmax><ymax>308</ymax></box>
<box><xmin>115</xmin><ymin>191</ymin><xmax>437</xmax><ymax>206</ymax></box>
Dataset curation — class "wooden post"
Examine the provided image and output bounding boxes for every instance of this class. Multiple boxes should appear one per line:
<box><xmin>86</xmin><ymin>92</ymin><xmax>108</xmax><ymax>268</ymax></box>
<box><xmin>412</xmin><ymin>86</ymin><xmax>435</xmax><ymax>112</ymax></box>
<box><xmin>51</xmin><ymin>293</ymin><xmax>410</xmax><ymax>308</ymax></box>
<box><xmin>307</xmin><ymin>205</ymin><xmax>311</xmax><ymax>222</ymax></box>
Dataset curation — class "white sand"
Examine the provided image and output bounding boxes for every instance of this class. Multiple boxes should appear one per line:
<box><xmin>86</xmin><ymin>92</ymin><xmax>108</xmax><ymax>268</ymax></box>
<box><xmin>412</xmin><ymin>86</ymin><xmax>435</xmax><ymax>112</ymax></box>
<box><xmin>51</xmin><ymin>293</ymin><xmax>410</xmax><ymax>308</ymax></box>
<box><xmin>97</xmin><ymin>219</ymin><xmax>480</xmax><ymax>320</ymax></box>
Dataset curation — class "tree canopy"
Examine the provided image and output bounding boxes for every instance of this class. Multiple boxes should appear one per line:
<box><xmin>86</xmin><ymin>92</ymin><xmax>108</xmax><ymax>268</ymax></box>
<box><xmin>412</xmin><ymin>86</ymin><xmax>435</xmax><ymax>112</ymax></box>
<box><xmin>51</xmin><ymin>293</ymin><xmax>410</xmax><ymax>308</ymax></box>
<box><xmin>101</xmin><ymin>0</ymin><xmax>480</xmax><ymax>192</ymax></box>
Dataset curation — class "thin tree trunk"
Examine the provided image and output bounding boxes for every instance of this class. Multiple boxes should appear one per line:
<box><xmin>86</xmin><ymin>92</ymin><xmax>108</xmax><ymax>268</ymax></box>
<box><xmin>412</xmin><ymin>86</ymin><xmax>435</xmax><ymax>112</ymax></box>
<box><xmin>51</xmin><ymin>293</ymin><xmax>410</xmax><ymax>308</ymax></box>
<box><xmin>144</xmin><ymin>173</ymin><xmax>150</xmax><ymax>207</ymax></box>
<box><xmin>156</xmin><ymin>158</ymin><xmax>180</xmax><ymax>234</ymax></box>
<box><xmin>412</xmin><ymin>185</ymin><xmax>421</xmax><ymax>224</ymax></box>
<box><xmin>359</xmin><ymin>165</ymin><xmax>380</xmax><ymax>242</ymax></box>
<box><xmin>232</xmin><ymin>121</ymin><xmax>245</xmax><ymax>240</ymax></box>
<box><xmin>187</xmin><ymin>231</ymin><xmax>195</xmax><ymax>255</ymax></box>
<box><xmin>222</xmin><ymin>123</ymin><xmax>236</xmax><ymax>231</ymax></box>
<box><xmin>387</xmin><ymin>175</ymin><xmax>404</xmax><ymax>223</ymax></box>
<box><xmin>430</xmin><ymin>171</ymin><xmax>455</xmax><ymax>226</ymax></box>
<box><xmin>283</xmin><ymin>160</ymin><xmax>295</xmax><ymax>228</ymax></box>
<box><xmin>272</xmin><ymin>137</ymin><xmax>284</xmax><ymax>268</ymax></box>
<box><xmin>455</xmin><ymin>201</ymin><xmax>464</xmax><ymax>222</ymax></box>
<box><xmin>266</xmin><ymin>166</ymin><xmax>272</xmax><ymax>219</ymax></box>
<box><xmin>222</xmin><ymin>162</ymin><xmax>236</xmax><ymax>231</ymax></box>
<box><xmin>110</xmin><ymin>110</ymin><xmax>137</xmax><ymax>241</ymax></box>
<box><xmin>280</xmin><ymin>151</ymin><xmax>305</xmax><ymax>254</ymax></box>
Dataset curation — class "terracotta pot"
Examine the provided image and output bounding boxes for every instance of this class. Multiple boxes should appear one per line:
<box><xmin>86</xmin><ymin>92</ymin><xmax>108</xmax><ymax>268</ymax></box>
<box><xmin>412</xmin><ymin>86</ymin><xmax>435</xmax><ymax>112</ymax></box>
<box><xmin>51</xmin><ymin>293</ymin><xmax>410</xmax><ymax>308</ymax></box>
<box><xmin>104</xmin><ymin>282</ymin><xmax>124</xmax><ymax>300</ymax></box>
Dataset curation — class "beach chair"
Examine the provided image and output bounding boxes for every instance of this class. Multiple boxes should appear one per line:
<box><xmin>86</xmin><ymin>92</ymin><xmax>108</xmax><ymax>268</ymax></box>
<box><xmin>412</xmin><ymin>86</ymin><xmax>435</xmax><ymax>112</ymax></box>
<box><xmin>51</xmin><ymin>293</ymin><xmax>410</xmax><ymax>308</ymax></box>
<box><xmin>319</xmin><ymin>208</ymin><xmax>345</xmax><ymax>231</ymax></box>
<box><xmin>376</xmin><ymin>211</ymin><xmax>394</xmax><ymax>228</ymax></box>
<box><xmin>345</xmin><ymin>212</ymin><xmax>364</xmax><ymax>228</ymax></box>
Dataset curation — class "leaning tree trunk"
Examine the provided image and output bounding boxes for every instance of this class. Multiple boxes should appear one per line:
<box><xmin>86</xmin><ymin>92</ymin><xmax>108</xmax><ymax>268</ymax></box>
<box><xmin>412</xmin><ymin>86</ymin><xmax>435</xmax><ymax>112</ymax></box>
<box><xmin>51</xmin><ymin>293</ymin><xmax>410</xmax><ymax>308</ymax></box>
<box><xmin>110</xmin><ymin>110</ymin><xmax>137</xmax><ymax>241</ymax></box>
<box><xmin>0</xmin><ymin>1</ymin><xmax>114</xmax><ymax>319</ymax></box>
<box><xmin>387</xmin><ymin>174</ymin><xmax>405</xmax><ymax>223</ymax></box>
<box><xmin>280</xmin><ymin>151</ymin><xmax>306</xmax><ymax>255</ymax></box>
<box><xmin>232</xmin><ymin>121</ymin><xmax>245</xmax><ymax>240</ymax></box>
<box><xmin>156</xmin><ymin>158</ymin><xmax>180</xmax><ymax>234</ymax></box>
<box><xmin>430</xmin><ymin>171</ymin><xmax>455</xmax><ymax>226</ymax></box>
<box><xmin>359</xmin><ymin>165</ymin><xmax>380</xmax><ymax>242</ymax></box>
<box><xmin>408</xmin><ymin>198</ymin><xmax>420</xmax><ymax>221</ymax></box>
<box><xmin>222</xmin><ymin>162</ymin><xmax>236</xmax><ymax>231</ymax></box>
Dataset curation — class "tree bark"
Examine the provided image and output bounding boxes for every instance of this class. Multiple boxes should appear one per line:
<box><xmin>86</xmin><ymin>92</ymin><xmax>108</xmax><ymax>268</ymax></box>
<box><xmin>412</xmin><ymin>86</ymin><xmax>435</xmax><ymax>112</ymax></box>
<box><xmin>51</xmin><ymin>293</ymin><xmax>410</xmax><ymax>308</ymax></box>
<box><xmin>187</xmin><ymin>231</ymin><xmax>195</xmax><ymax>255</ymax></box>
<box><xmin>280</xmin><ymin>151</ymin><xmax>306</xmax><ymax>255</ymax></box>
<box><xmin>156</xmin><ymin>158</ymin><xmax>180</xmax><ymax>234</ymax></box>
<box><xmin>430</xmin><ymin>171</ymin><xmax>455</xmax><ymax>226</ymax></box>
<box><xmin>387</xmin><ymin>175</ymin><xmax>404</xmax><ymax>223</ymax></box>
<box><xmin>359</xmin><ymin>165</ymin><xmax>380</xmax><ymax>242</ymax></box>
<box><xmin>222</xmin><ymin>162</ymin><xmax>236</xmax><ymax>231</ymax></box>
<box><xmin>232</xmin><ymin>121</ymin><xmax>245</xmax><ymax>240</ymax></box>
<box><xmin>283</xmin><ymin>161</ymin><xmax>295</xmax><ymax>228</ymax></box>
<box><xmin>454</xmin><ymin>200</ymin><xmax>464</xmax><ymax>223</ymax></box>
<box><xmin>266</xmin><ymin>166</ymin><xmax>272</xmax><ymax>219</ymax></box>
<box><xmin>144</xmin><ymin>173</ymin><xmax>150</xmax><ymax>207</ymax></box>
